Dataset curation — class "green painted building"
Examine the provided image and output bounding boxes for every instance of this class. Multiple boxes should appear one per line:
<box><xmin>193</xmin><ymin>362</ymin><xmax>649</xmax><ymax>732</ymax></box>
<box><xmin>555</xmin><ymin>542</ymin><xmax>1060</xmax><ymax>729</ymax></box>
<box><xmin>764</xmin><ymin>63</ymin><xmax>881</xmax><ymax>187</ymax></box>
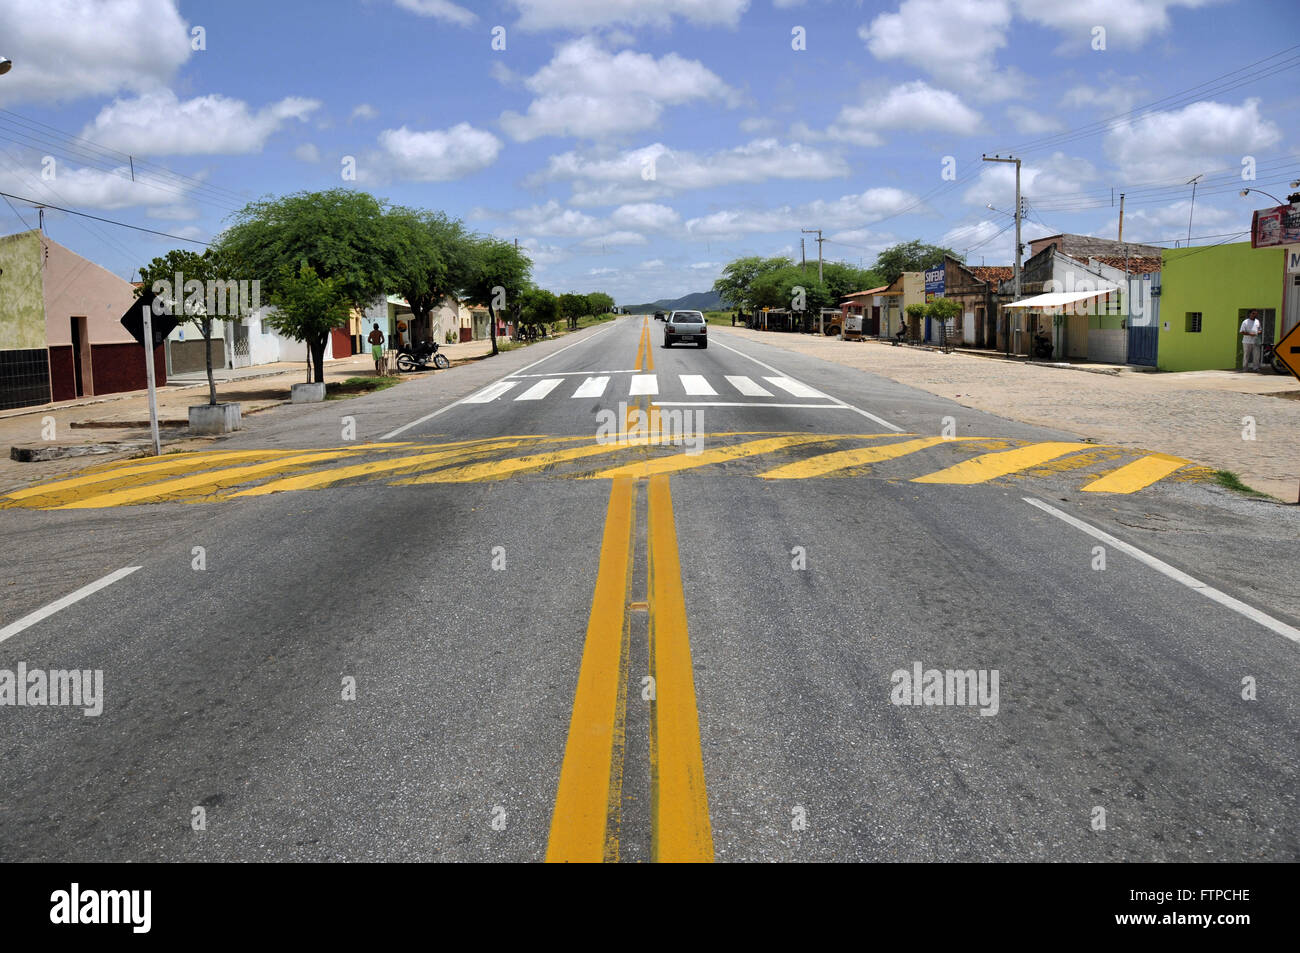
<box><xmin>1157</xmin><ymin>242</ymin><xmax>1285</xmax><ymax>371</ymax></box>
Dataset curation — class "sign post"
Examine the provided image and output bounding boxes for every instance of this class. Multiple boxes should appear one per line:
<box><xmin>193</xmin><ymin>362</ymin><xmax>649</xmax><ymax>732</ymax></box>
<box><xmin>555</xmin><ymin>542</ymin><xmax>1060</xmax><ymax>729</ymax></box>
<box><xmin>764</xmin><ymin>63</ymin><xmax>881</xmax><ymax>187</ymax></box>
<box><xmin>141</xmin><ymin>305</ymin><xmax>161</xmax><ymax>457</ymax></box>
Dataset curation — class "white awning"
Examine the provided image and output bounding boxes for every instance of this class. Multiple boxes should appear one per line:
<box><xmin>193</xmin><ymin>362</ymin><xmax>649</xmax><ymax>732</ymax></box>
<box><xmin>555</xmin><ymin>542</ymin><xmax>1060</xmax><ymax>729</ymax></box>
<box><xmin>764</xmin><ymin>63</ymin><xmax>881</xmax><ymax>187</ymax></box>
<box><xmin>1005</xmin><ymin>288</ymin><xmax>1119</xmax><ymax>309</ymax></box>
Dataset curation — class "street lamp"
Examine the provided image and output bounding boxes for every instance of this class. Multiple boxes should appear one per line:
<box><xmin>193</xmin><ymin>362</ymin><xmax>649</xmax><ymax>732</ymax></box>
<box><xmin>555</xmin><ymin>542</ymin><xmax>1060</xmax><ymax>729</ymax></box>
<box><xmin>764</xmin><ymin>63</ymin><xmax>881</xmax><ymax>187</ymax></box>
<box><xmin>1240</xmin><ymin>188</ymin><xmax>1287</xmax><ymax>205</ymax></box>
<box><xmin>0</xmin><ymin>57</ymin><xmax>12</xmax><ymax>75</ymax></box>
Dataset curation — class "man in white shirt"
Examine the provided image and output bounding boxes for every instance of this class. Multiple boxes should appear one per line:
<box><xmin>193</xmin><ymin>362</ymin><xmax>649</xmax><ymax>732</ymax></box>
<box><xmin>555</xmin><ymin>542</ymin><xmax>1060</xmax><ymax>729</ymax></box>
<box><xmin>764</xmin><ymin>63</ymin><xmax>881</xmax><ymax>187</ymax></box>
<box><xmin>1240</xmin><ymin>310</ymin><xmax>1262</xmax><ymax>371</ymax></box>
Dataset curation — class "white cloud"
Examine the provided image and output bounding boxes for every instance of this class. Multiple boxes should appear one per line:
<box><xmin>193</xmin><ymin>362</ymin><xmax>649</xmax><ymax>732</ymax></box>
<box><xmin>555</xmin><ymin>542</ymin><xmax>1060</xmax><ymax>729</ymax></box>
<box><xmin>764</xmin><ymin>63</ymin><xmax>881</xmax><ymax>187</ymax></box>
<box><xmin>500</xmin><ymin>200</ymin><xmax>602</xmax><ymax>237</ymax></box>
<box><xmin>491</xmin><ymin>199</ymin><xmax>679</xmax><ymax>238</ymax></box>
<box><xmin>1061</xmin><ymin>77</ymin><xmax>1146</xmax><ymax>115</ymax></box>
<box><xmin>350</xmin><ymin>103</ymin><xmax>379</xmax><ymax>122</ymax></box>
<box><xmin>962</xmin><ymin>151</ymin><xmax>1097</xmax><ymax>207</ymax></box>
<box><xmin>1123</xmin><ymin>199</ymin><xmax>1238</xmax><ymax>240</ymax></box>
<box><xmin>860</xmin><ymin>0</ymin><xmax>1025</xmax><ymax>101</ymax></box>
<box><xmin>1014</xmin><ymin>0</ymin><xmax>1217</xmax><ymax>51</ymax></box>
<box><xmin>293</xmin><ymin>143</ymin><xmax>322</xmax><ymax>162</ymax></box>
<box><xmin>581</xmin><ymin>230</ymin><xmax>647</xmax><ymax>247</ymax></box>
<box><xmin>537</xmin><ymin>139</ymin><xmax>848</xmax><ymax>206</ymax></box>
<box><xmin>82</xmin><ymin>89</ymin><xmax>320</xmax><ymax>155</ymax></box>
<box><xmin>1104</xmin><ymin>98</ymin><xmax>1280</xmax><ymax>181</ymax></box>
<box><xmin>0</xmin><ymin>162</ymin><xmax>196</xmax><ymax>211</ymax></box>
<box><xmin>373</xmin><ymin>123</ymin><xmax>503</xmax><ymax>181</ymax></box>
<box><xmin>393</xmin><ymin>0</ymin><xmax>476</xmax><ymax>27</ymax></box>
<box><xmin>610</xmin><ymin>202</ymin><xmax>681</xmax><ymax>230</ymax></box>
<box><xmin>739</xmin><ymin>117</ymin><xmax>776</xmax><ymax>134</ymax></box>
<box><xmin>684</xmin><ymin>187</ymin><xmax>916</xmax><ymax>240</ymax></box>
<box><xmin>499</xmin><ymin>37</ymin><xmax>736</xmax><ymax>141</ymax></box>
<box><xmin>1005</xmin><ymin>105</ymin><xmax>1064</xmax><ymax>135</ymax></box>
<box><xmin>509</xmin><ymin>0</ymin><xmax>749</xmax><ymax>30</ymax></box>
<box><xmin>146</xmin><ymin>204</ymin><xmax>200</xmax><ymax>220</ymax></box>
<box><xmin>0</xmin><ymin>0</ymin><xmax>191</xmax><ymax>105</ymax></box>
<box><xmin>827</xmin><ymin>81</ymin><xmax>983</xmax><ymax>141</ymax></box>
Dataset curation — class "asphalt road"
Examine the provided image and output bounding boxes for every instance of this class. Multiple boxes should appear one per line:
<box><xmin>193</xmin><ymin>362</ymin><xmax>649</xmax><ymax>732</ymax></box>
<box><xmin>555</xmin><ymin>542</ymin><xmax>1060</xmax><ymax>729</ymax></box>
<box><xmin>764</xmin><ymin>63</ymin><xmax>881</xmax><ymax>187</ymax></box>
<box><xmin>1</xmin><ymin>315</ymin><xmax>1296</xmax><ymax>862</ymax></box>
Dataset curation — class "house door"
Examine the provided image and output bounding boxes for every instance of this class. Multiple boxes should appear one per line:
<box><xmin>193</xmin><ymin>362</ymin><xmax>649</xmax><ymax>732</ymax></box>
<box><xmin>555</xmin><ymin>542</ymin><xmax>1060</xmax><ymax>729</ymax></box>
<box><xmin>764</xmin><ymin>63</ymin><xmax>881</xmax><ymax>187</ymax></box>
<box><xmin>868</xmin><ymin>306</ymin><xmax>880</xmax><ymax>336</ymax></box>
<box><xmin>70</xmin><ymin>316</ymin><xmax>92</xmax><ymax>396</ymax></box>
<box><xmin>1127</xmin><ymin>321</ymin><xmax>1158</xmax><ymax>366</ymax></box>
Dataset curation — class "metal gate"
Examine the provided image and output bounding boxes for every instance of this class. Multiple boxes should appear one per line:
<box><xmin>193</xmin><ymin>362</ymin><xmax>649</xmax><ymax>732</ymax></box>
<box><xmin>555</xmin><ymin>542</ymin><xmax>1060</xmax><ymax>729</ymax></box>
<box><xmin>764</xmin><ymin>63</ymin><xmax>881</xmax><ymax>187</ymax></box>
<box><xmin>1127</xmin><ymin>323</ymin><xmax>1157</xmax><ymax>366</ymax></box>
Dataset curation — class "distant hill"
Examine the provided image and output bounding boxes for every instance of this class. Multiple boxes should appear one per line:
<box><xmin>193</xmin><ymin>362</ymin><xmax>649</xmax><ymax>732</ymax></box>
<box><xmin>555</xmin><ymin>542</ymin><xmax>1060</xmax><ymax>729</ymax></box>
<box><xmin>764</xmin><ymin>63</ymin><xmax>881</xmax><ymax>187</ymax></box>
<box><xmin>623</xmin><ymin>290</ymin><xmax>724</xmax><ymax>313</ymax></box>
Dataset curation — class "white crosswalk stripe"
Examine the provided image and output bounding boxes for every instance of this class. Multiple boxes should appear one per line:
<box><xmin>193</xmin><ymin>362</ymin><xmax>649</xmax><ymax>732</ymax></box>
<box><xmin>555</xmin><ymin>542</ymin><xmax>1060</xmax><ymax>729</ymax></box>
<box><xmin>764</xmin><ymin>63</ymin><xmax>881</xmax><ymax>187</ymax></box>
<box><xmin>571</xmin><ymin>376</ymin><xmax>610</xmax><ymax>398</ymax></box>
<box><xmin>765</xmin><ymin>376</ymin><xmax>825</xmax><ymax>398</ymax></box>
<box><xmin>468</xmin><ymin>372</ymin><xmax>836</xmax><ymax>405</ymax></box>
<box><xmin>629</xmin><ymin>374</ymin><xmax>659</xmax><ymax>395</ymax></box>
<box><xmin>680</xmin><ymin>375</ymin><xmax>717</xmax><ymax>396</ymax></box>
<box><xmin>515</xmin><ymin>378</ymin><xmax>564</xmax><ymax>400</ymax></box>
<box><xmin>725</xmin><ymin>375</ymin><xmax>772</xmax><ymax>397</ymax></box>
<box><xmin>464</xmin><ymin>380</ymin><xmax>519</xmax><ymax>403</ymax></box>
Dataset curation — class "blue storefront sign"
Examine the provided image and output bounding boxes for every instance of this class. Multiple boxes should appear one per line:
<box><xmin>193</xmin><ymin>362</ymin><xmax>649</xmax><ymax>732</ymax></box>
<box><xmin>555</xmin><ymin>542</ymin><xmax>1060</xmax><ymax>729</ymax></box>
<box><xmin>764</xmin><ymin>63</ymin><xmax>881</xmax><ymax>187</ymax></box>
<box><xmin>924</xmin><ymin>266</ymin><xmax>945</xmax><ymax>298</ymax></box>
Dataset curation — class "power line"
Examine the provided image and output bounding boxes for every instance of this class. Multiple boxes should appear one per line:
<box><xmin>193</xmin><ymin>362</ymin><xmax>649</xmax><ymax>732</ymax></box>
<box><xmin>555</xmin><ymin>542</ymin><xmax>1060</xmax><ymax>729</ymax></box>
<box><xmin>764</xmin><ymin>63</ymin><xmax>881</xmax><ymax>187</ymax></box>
<box><xmin>0</xmin><ymin>189</ymin><xmax>210</xmax><ymax>245</ymax></box>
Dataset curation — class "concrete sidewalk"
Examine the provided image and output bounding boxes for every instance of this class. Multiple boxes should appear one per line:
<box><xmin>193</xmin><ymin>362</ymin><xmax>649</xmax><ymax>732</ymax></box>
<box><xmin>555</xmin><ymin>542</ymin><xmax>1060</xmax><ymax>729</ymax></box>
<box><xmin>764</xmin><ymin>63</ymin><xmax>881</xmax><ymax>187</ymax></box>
<box><xmin>721</xmin><ymin>327</ymin><xmax>1300</xmax><ymax>501</ymax></box>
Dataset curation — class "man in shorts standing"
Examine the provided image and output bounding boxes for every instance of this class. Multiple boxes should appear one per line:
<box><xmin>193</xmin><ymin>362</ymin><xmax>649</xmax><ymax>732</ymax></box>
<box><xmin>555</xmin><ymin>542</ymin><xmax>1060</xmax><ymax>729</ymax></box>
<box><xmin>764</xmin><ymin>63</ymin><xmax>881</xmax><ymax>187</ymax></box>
<box><xmin>368</xmin><ymin>322</ymin><xmax>385</xmax><ymax>375</ymax></box>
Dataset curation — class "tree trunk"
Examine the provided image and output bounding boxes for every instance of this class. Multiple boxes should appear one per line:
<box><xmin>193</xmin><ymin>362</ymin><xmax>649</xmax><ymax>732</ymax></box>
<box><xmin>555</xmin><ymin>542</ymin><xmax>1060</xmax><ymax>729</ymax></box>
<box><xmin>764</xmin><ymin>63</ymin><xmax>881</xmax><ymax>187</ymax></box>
<box><xmin>489</xmin><ymin>306</ymin><xmax>498</xmax><ymax>356</ymax></box>
<box><xmin>203</xmin><ymin>318</ymin><xmax>217</xmax><ymax>406</ymax></box>
<box><xmin>310</xmin><ymin>334</ymin><xmax>328</xmax><ymax>384</ymax></box>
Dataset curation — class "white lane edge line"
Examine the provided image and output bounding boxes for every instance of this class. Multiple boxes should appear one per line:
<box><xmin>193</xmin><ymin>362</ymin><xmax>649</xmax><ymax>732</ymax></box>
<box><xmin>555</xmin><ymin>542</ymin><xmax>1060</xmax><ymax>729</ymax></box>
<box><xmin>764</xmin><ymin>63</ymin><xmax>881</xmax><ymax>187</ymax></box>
<box><xmin>711</xmin><ymin>336</ymin><xmax>904</xmax><ymax>432</ymax></box>
<box><xmin>0</xmin><ymin>566</ymin><xmax>142</xmax><ymax>645</ymax></box>
<box><xmin>380</xmin><ymin>323</ymin><xmax>615</xmax><ymax>439</ymax></box>
<box><xmin>1022</xmin><ymin>497</ymin><xmax>1300</xmax><ymax>645</ymax></box>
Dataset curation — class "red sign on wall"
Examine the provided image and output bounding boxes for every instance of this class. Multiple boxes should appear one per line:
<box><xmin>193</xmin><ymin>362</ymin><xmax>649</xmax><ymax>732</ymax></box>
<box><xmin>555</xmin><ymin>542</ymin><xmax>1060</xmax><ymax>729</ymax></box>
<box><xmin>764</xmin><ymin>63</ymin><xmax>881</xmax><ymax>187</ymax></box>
<box><xmin>1250</xmin><ymin>202</ymin><xmax>1300</xmax><ymax>248</ymax></box>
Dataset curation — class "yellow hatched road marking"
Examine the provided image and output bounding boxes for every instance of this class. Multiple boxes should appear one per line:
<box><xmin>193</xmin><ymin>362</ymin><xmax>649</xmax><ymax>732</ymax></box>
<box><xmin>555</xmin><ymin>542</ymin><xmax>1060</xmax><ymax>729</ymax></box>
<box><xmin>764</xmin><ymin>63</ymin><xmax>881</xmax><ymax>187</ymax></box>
<box><xmin>593</xmin><ymin>434</ymin><xmax>832</xmax><ymax>480</ymax></box>
<box><xmin>395</xmin><ymin>438</ymin><xmax>659</xmax><ymax>483</ymax></box>
<box><xmin>2</xmin><ymin>450</ymin><xmax>301</xmax><ymax>503</ymax></box>
<box><xmin>52</xmin><ymin>450</ymin><xmax>363</xmax><ymax>509</ymax></box>
<box><xmin>546</xmin><ymin>476</ymin><xmax>635</xmax><ymax>863</ymax></box>
<box><xmin>912</xmin><ymin>441</ymin><xmax>1096</xmax><ymax>485</ymax></box>
<box><xmin>1081</xmin><ymin>453</ymin><xmax>1189</xmax><ymax>494</ymax></box>
<box><xmin>759</xmin><ymin>435</ymin><xmax>949</xmax><ymax>479</ymax></box>
<box><xmin>647</xmin><ymin>474</ymin><xmax>713</xmax><ymax>862</ymax></box>
<box><xmin>227</xmin><ymin>439</ymin><xmax>532</xmax><ymax>498</ymax></box>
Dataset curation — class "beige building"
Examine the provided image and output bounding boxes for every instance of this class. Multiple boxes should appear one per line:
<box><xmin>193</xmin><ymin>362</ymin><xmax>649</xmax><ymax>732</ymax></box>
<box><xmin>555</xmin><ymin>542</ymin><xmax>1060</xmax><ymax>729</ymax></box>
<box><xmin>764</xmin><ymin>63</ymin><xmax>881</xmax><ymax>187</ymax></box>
<box><xmin>0</xmin><ymin>229</ymin><xmax>161</xmax><ymax>409</ymax></box>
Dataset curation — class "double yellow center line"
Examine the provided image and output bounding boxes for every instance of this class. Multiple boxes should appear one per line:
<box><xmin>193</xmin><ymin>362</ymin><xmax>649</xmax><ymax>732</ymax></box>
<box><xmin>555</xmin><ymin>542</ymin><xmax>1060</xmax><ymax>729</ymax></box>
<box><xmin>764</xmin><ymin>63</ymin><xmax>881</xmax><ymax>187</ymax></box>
<box><xmin>547</xmin><ymin>319</ymin><xmax>713</xmax><ymax>863</ymax></box>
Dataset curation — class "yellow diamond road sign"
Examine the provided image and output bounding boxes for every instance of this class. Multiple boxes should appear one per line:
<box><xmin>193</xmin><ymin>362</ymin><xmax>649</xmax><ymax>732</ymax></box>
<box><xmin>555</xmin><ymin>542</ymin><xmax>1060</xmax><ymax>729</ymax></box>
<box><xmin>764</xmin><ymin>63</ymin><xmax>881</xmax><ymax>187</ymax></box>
<box><xmin>1274</xmin><ymin>321</ymin><xmax>1300</xmax><ymax>383</ymax></box>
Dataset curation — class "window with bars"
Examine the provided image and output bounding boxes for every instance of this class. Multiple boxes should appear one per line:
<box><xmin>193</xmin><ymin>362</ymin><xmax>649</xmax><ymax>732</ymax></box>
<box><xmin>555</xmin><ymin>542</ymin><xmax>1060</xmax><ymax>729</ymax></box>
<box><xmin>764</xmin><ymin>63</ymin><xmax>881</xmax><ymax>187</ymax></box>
<box><xmin>1185</xmin><ymin>312</ymin><xmax>1202</xmax><ymax>333</ymax></box>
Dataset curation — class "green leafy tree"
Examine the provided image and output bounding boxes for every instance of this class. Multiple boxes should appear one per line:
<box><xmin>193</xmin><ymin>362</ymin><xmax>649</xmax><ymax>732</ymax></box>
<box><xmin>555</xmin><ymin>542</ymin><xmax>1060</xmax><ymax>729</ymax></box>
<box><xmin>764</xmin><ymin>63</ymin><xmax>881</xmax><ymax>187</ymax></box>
<box><xmin>216</xmin><ymin>189</ymin><xmax>392</xmax><ymax>381</ymax></box>
<box><xmin>461</xmin><ymin>237</ymin><xmax>532</xmax><ymax>356</ymax></box>
<box><xmin>135</xmin><ymin>248</ymin><xmax>244</xmax><ymax>406</ymax></box>
<box><xmin>558</xmin><ymin>292</ymin><xmax>588</xmax><ymax>331</ymax></box>
<box><xmin>585</xmin><ymin>292</ymin><xmax>615</xmax><ymax>320</ymax></box>
<box><xmin>873</xmin><ymin>241</ymin><xmax>958</xmax><ymax>284</ymax></box>
<box><xmin>749</xmin><ymin>265</ymin><xmax>833</xmax><ymax>313</ymax></box>
<box><xmin>385</xmin><ymin>207</ymin><xmax>473</xmax><ymax>343</ymax></box>
<box><xmin>519</xmin><ymin>287</ymin><xmax>558</xmax><ymax>337</ymax></box>
<box><xmin>265</xmin><ymin>263</ymin><xmax>352</xmax><ymax>370</ymax></box>
<box><xmin>712</xmin><ymin>256</ymin><xmax>792</xmax><ymax>310</ymax></box>
<box><xmin>819</xmin><ymin>261</ymin><xmax>884</xmax><ymax>301</ymax></box>
<box><xmin>926</xmin><ymin>297</ymin><xmax>963</xmax><ymax>347</ymax></box>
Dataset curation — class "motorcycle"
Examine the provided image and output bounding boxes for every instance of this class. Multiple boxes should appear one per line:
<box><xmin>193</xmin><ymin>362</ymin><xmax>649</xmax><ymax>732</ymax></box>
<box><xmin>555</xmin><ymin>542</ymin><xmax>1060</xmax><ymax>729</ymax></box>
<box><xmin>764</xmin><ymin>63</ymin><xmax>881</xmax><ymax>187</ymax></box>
<box><xmin>1260</xmin><ymin>341</ymin><xmax>1289</xmax><ymax>375</ymax></box>
<box><xmin>1032</xmin><ymin>330</ymin><xmax>1054</xmax><ymax>360</ymax></box>
<box><xmin>396</xmin><ymin>339</ymin><xmax>450</xmax><ymax>372</ymax></box>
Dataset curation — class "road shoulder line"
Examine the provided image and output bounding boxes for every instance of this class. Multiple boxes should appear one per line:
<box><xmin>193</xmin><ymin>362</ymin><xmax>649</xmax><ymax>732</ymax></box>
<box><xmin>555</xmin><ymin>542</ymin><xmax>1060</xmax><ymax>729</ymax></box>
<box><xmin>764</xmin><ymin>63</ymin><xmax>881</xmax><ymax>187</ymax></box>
<box><xmin>1023</xmin><ymin>496</ymin><xmax>1300</xmax><ymax>645</ymax></box>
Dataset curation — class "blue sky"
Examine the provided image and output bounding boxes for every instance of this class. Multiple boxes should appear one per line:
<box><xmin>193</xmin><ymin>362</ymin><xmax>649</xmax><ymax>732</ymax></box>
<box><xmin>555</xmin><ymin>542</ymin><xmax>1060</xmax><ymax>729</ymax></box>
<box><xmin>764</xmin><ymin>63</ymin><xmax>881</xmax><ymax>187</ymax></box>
<box><xmin>1</xmin><ymin>0</ymin><xmax>1297</xmax><ymax>304</ymax></box>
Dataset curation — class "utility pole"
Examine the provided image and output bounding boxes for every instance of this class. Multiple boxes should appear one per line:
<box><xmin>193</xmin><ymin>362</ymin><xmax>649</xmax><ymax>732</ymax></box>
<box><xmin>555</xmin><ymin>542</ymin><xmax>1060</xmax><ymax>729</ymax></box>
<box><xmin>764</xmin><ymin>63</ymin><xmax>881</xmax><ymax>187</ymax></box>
<box><xmin>801</xmin><ymin>237</ymin><xmax>806</xmax><ymax>273</ymax></box>
<box><xmin>1117</xmin><ymin>192</ymin><xmax>1125</xmax><ymax>242</ymax></box>
<box><xmin>802</xmin><ymin>228</ymin><xmax>823</xmax><ymax>283</ymax></box>
<box><xmin>1186</xmin><ymin>174</ymin><xmax>1203</xmax><ymax>245</ymax></box>
<box><xmin>982</xmin><ymin>154</ymin><xmax>1021</xmax><ymax>356</ymax></box>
